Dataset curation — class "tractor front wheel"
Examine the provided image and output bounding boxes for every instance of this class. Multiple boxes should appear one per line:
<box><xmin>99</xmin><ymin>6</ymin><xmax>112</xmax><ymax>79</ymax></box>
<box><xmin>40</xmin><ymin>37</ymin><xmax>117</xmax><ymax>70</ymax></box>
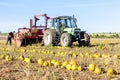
<box><xmin>60</xmin><ymin>33</ymin><xmax>72</xmax><ymax>47</ymax></box>
<box><xmin>78</xmin><ymin>33</ymin><xmax>90</xmax><ymax>46</ymax></box>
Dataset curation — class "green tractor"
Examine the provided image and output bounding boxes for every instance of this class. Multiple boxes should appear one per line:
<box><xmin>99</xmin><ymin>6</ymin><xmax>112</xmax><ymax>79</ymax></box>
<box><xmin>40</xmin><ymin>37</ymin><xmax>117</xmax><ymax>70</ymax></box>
<box><xmin>43</xmin><ymin>15</ymin><xmax>90</xmax><ymax>47</ymax></box>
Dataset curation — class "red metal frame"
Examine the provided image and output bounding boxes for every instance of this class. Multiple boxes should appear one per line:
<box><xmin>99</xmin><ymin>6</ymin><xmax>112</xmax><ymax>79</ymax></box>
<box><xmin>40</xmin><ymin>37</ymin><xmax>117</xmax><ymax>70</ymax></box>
<box><xmin>17</xmin><ymin>13</ymin><xmax>50</xmax><ymax>39</ymax></box>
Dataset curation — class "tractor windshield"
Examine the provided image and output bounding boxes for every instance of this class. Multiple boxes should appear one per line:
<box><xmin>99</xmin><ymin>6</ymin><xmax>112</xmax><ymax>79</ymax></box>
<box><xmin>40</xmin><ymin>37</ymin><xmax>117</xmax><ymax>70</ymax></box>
<box><xmin>49</xmin><ymin>18</ymin><xmax>72</xmax><ymax>28</ymax></box>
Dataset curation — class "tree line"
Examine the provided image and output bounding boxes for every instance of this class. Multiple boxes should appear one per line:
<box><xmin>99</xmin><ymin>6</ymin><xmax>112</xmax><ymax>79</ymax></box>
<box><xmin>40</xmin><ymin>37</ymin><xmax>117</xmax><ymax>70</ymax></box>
<box><xmin>90</xmin><ymin>32</ymin><xmax>120</xmax><ymax>38</ymax></box>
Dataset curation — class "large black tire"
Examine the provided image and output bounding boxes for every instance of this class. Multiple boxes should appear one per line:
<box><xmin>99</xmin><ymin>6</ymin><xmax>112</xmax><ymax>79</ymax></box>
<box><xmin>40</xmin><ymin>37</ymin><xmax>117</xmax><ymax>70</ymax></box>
<box><xmin>43</xmin><ymin>29</ymin><xmax>58</xmax><ymax>46</ymax></box>
<box><xmin>21</xmin><ymin>38</ymin><xmax>32</xmax><ymax>46</ymax></box>
<box><xmin>60</xmin><ymin>33</ymin><xmax>72</xmax><ymax>47</ymax></box>
<box><xmin>78</xmin><ymin>33</ymin><xmax>90</xmax><ymax>46</ymax></box>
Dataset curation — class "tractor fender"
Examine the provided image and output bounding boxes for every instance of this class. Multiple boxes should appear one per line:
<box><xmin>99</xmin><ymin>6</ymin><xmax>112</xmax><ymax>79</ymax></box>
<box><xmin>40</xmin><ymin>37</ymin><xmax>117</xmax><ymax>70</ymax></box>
<box><xmin>61</xmin><ymin>31</ymin><xmax>68</xmax><ymax>35</ymax></box>
<box><xmin>60</xmin><ymin>31</ymin><xmax>68</xmax><ymax>37</ymax></box>
<box><xmin>80</xmin><ymin>31</ymin><xmax>86</xmax><ymax>34</ymax></box>
<box><xmin>61</xmin><ymin>31</ymin><xmax>73</xmax><ymax>39</ymax></box>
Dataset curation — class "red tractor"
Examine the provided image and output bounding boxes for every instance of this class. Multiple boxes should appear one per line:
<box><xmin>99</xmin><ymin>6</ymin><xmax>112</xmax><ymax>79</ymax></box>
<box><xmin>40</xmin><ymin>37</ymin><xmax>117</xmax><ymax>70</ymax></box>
<box><xmin>14</xmin><ymin>13</ymin><xmax>49</xmax><ymax>47</ymax></box>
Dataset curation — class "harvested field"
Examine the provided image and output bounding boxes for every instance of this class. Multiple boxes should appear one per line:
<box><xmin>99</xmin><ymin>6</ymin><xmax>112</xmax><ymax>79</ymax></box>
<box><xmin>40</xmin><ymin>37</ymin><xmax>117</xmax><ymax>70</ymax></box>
<box><xmin>0</xmin><ymin>38</ymin><xmax>120</xmax><ymax>80</ymax></box>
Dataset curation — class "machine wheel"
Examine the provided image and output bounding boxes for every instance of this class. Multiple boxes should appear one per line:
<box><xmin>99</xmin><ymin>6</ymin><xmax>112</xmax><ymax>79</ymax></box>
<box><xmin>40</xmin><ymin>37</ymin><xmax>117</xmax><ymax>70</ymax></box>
<box><xmin>21</xmin><ymin>38</ymin><xmax>32</xmax><ymax>46</ymax></box>
<box><xmin>60</xmin><ymin>33</ymin><xmax>72</xmax><ymax>47</ymax></box>
<box><xmin>43</xmin><ymin>29</ymin><xmax>58</xmax><ymax>46</ymax></box>
<box><xmin>14</xmin><ymin>32</ymin><xmax>23</xmax><ymax>47</ymax></box>
<box><xmin>78</xmin><ymin>33</ymin><xmax>90</xmax><ymax>46</ymax></box>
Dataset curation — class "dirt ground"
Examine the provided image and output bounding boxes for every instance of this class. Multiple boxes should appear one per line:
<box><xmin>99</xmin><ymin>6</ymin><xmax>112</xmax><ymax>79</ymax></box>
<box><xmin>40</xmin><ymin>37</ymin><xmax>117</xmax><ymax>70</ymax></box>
<box><xmin>0</xmin><ymin>39</ymin><xmax>120</xmax><ymax>80</ymax></box>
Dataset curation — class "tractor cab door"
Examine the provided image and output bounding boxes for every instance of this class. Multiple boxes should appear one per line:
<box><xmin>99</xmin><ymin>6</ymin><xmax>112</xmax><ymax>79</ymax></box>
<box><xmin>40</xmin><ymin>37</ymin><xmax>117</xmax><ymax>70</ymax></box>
<box><xmin>53</xmin><ymin>19</ymin><xmax>66</xmax><ymax>33</ymax></box>
<box><xmin>58</xmin><ymin>19</ymin><xmax>66</xmax><ymax>33</ymax></box>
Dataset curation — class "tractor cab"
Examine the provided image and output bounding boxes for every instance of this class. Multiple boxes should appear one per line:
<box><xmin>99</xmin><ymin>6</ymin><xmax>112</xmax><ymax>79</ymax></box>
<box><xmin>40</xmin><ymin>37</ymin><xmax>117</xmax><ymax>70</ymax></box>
<box><xmin>48</xmin><ymin>16</ymin><xmax>77</xmax><ymax>32</ymax></box>
<box><xmin>47</xmin><ymin>16</ymin><xmax>80</xmax><ymax>35</ymax></box>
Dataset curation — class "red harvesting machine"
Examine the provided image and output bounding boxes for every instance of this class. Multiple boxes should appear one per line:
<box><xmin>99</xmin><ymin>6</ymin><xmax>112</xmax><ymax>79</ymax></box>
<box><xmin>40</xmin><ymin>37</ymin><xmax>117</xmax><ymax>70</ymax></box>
<box><xmin>14</xmin><ymin>13</ymin><xmax>49</xmax><ymax>47</ymax></box>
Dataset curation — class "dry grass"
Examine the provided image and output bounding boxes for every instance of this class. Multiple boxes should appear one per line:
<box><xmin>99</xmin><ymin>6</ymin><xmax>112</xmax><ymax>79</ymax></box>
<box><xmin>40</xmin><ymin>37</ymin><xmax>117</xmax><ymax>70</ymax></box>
<box><xmin>0</xmin><ymin>38</ymin><xmax>120</xmax><ymax>80</ymax></box>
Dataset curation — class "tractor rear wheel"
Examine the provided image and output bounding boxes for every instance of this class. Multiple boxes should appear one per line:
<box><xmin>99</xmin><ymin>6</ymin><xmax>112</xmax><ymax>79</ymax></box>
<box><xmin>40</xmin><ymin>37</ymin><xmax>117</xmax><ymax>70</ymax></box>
<box><xmin>78</xmin><ymin>33</ymin><xmax>90</xmax><ymax>46</ymax></box>
<box><xmin>60</xmin><ymin>33</ymin><xmax>72</xmax><ymax>47</ymax></box>
<box><xmin>43</xmin><ymin>29</ymin><xmax>58</xmax><ymax>46</ymax></box>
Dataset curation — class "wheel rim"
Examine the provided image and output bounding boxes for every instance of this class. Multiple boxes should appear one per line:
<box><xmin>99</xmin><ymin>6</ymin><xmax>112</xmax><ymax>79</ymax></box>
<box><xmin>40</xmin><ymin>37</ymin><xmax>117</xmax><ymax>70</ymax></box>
<box><xmin>46</xmin><ymin>34</ymin><xmax>51</xmax><ymax>45</ymax></box>
<box><xmin>63</xmin><ymin>37</ymin><xmax>68</xmax><ymax>45</ymax></box>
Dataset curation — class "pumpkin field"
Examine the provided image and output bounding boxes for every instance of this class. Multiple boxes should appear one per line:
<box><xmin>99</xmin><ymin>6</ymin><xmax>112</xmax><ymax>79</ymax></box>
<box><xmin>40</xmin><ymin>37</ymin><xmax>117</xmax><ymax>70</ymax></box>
<box><xmin>0</xmin><ymin>38</ymin><xmax>120</xmax><ymax>80</ymax></box>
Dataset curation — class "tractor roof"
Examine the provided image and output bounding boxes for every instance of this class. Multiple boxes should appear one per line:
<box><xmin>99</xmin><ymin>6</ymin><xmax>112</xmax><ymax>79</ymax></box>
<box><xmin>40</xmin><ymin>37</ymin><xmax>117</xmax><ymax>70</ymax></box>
<box><xmin>51</xmin><ymin>16</ymin><xmax>72</xmax><ymax>19</ymax></box>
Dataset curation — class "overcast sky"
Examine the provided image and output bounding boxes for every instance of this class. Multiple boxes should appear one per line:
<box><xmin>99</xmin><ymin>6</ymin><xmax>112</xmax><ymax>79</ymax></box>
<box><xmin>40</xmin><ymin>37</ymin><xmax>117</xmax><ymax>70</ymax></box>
<box><xmin>0</xmin><ymin>0</ymin><xmax>120</xmax><ymax>33</ymax></box>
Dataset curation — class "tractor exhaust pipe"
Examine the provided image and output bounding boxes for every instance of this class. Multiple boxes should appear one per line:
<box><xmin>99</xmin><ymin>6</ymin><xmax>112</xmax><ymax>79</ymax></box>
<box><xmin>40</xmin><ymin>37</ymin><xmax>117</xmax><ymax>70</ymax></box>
<box><xmin>30</xmin><ymin>19</ymin><xmax>33</xmax><ymax>32</ymax></box>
